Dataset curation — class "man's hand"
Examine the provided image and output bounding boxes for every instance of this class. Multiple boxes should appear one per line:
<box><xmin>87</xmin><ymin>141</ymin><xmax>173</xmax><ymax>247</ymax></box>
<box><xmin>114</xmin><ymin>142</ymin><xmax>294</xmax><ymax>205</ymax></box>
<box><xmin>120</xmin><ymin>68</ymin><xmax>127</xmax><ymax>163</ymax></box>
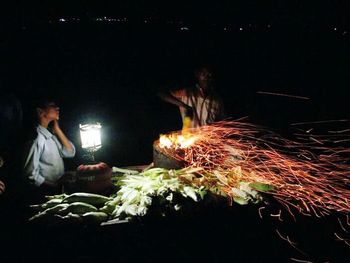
<box><xmin>0</xmin><ymin>180</ymin><xmax>5</xmax><ymax>194</ymax></box>
<box><xmin>52</xmin><ymin>119</ymin><xmax>61</xmax><ymax>134</ymax></box>
<box><xmin>51</xmin><ymin>120</ymin><xmax>74</xmax><ymax>152</ymax></box>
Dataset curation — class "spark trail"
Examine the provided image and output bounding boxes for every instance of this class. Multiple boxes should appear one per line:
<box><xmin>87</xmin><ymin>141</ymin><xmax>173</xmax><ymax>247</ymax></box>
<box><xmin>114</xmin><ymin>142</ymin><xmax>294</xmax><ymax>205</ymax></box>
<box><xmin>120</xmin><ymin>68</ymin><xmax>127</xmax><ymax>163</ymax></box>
<box><xmin>158</xmin><ymin>121</ymin><xmax>350</xmax><ymax>217</ymax></box>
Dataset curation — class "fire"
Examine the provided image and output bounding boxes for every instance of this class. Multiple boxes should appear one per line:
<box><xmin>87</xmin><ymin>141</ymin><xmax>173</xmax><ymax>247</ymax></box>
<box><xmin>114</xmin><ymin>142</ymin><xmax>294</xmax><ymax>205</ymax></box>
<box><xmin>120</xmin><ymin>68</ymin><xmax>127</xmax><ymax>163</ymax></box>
<box><xmin>158</xmin><ymin>115</ymin><xmax>201</xmax><ymax>149</ymax></box>
<box><xmin>159</xmin><ymin>132</ymin><xmax>200</xmax><ymax>149</ymax></box>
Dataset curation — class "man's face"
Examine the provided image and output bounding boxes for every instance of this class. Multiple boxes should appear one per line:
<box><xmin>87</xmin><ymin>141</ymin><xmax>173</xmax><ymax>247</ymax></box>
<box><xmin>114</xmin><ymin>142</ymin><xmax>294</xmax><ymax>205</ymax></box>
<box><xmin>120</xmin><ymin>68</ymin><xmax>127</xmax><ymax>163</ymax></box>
<box><xmin>43</xmin><ymin>102</ymin><xmax>60</xmax><ymax>120</ymax></box>
<box><xmin>197</xmin><ymin>68</ymin><xmax>212</xmax><ymax>88</ymax></box>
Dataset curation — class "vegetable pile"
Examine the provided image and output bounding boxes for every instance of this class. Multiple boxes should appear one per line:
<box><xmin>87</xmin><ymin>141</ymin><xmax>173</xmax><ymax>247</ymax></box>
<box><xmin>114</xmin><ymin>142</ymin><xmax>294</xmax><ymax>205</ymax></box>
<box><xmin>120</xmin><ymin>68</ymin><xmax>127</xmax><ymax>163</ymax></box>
<box><xmin>29</xmin><ymin>167</ymin><xmax>271</xmax><ymax>225</ymax></box>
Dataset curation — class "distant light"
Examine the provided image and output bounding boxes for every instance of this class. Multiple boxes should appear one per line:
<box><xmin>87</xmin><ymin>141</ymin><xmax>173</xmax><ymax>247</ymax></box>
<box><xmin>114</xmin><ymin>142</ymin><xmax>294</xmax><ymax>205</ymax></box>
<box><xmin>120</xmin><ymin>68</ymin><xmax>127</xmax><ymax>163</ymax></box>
<box><xmin>180</xmin><ymin>27</ymin><xmax>189</xmax><ymax>31</ymax></box>
<box><xmin>267</xmin><ymin>24</ymin><xmax>271</xmax><ymax>28</ymax></box>
<box><xmin>334</xmin><ymin>27</ymin><xmax>337</xmax><ymax>31</ymax></box>
<box><xmin>239</xmin><ymin>27</ymin><xmax>243</xmax><ymax>31</ymax></box>
<box><xmin>59</xmin><ymin>18</ymin><xmax>66</xmax><ymax>22</ymax></box>
<box><xmin>223</xmin><ymin>27</ymin><xmax>227</xmax><ymax>31</ymax></box>
<box><xmin>144</xmin><ymin>20</ymin><xmax>148</xmax><ymax>23</ymax></box>
<box><xmin>343</xmin><ymin>31</ymin><xmax>347</xmax><ymax>36</ymax></box>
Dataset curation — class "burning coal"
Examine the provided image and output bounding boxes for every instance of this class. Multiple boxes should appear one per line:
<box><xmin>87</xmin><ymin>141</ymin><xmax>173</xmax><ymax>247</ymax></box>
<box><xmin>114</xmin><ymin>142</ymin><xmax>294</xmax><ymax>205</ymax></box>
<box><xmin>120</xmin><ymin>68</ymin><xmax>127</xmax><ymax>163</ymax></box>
<box><xmin>156</xmin><ymin>121</ymin><xmax>350</xmax><ymax>218</ymax></box>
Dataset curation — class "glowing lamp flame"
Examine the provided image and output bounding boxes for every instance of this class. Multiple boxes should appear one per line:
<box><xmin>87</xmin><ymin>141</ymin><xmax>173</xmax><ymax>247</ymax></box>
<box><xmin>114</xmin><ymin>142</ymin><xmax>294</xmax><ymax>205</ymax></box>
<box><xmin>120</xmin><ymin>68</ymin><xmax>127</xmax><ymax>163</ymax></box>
<box><xmin>80</xmin><ymin>123</ymin><xmax>102</xmax><ymax>151</ymax></box>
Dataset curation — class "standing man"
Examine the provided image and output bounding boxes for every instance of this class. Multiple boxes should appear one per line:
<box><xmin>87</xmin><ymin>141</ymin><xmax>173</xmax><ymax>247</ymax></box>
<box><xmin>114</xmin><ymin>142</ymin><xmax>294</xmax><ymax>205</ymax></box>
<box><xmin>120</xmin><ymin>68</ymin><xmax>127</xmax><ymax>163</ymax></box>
<box><xmin>23</xmin><ymin>99</ymin><xmax>75</xmax><ymax>196</ymax></box>
<box><xmin>158</xmin><ymin>65</ymin><xmax>225</xmax><ymax>128</ymax></box>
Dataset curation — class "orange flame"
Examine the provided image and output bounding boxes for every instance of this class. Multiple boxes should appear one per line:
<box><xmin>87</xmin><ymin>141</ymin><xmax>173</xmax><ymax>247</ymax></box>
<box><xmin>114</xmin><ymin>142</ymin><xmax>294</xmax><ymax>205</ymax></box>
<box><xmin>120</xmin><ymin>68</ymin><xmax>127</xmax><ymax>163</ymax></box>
<box><xmin>159</xmin><ymin>131</ymin><xmax>201</xmax><ymax>149</ymax></box>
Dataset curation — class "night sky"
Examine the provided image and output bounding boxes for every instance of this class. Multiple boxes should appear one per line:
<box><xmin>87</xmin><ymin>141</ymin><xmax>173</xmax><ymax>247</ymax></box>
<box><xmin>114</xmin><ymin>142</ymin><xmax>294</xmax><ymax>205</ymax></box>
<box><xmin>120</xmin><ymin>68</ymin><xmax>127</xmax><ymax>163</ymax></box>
<box><xmin>3</xmin><ymin>1</ymin><xmax>350</xmax><ymax>24</ymax></box>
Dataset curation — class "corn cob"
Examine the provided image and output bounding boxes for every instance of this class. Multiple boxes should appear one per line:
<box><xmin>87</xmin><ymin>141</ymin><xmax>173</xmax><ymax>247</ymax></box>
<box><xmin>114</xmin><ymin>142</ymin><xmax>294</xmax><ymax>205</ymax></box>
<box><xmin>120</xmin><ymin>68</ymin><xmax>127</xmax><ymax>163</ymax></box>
<box><xmin>62</xmin><ymin>192</ymin><xmax>111</xmax><ymax>206</ymax></box>
<box><xmin>45</xmin><ymin>193</ymin><xmax>69</xmax><ymax>200</ymax></box>
<box><xmin>29</xmin><ymin>203</ymin><xmax>69</xmax><ymax>221</ymax></box>
<box><xmin>59</xmin><ymin>202</ymin><xmax>98</xmax><ymax>215</ymax></box>
<box><xmin>30</xmin><ymin>198</ymin><xmax>63</xmax><ymax>211</ymax></box>
<box><xmin>82</xmin><ymin>212</ymin><xmax>109</xmax><ymax>223</ymax></box>
<box><xmin>54</xmin><ymin>213</ymin><xmax>83</xmax><ymax>224</ymax></box>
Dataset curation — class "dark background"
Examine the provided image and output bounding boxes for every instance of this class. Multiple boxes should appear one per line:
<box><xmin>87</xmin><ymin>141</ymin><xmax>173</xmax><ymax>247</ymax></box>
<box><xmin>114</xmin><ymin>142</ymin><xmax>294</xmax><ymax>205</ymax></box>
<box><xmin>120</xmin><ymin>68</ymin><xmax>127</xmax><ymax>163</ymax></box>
<box><xmin>2</xmin><ymin>2</ymin><xmax>350</xmax><ymax>167</ymax></box>
<box><xmin>1</xmin><ymin>1</ymin><xmax>350</xmax><ymax>262</ymax></box>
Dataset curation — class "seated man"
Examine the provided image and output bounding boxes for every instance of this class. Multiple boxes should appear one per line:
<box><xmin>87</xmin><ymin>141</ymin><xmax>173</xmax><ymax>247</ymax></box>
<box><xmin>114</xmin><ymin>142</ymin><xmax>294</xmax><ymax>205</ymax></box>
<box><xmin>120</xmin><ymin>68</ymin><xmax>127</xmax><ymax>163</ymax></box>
<box><xmin>23</xmin><ymin>99</ymin><xmax>75</xmax><ymax>194</ymax></box>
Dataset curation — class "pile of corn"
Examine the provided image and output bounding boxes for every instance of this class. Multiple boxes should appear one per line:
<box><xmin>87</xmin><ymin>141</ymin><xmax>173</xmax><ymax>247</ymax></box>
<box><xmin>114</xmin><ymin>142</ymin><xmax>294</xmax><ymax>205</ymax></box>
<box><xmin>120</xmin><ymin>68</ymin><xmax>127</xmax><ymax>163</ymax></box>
<box><xmin>29</xmin><ymin>192</ymin><xmax>111</xmax><ymax>224</ymax></box>
<box><xmin>29</xmin><ymin>167</ymin><xmax>269</xmax><ymax>225</ymax></box>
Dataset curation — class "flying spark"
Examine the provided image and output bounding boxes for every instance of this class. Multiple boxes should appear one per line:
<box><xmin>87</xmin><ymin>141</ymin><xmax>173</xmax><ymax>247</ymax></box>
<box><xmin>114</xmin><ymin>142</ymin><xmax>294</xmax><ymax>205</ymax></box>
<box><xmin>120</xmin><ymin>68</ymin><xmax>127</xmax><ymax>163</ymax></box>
<box><xmin>157</xmin><ymin>121</ymin><xmax>350</xmax><ymax>217</ymax></box>
<box><xmin>257</xmin><ymin>91</ymin><xmax>310</xmax><ymax>100</ymax></box>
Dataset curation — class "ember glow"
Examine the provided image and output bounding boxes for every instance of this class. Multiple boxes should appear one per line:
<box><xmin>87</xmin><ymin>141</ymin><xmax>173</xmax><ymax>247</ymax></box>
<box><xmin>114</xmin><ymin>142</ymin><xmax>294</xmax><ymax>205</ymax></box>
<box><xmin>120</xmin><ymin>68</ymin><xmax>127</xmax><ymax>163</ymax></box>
<box><xmin>159</xmin><ymin>132</ymin><xmax>200</xmax><ymax>149</ymax></box>
<box><xmin>157</xmin><ymin>121</ymin><xmax>350</xmax><ymax>217</ymax></box>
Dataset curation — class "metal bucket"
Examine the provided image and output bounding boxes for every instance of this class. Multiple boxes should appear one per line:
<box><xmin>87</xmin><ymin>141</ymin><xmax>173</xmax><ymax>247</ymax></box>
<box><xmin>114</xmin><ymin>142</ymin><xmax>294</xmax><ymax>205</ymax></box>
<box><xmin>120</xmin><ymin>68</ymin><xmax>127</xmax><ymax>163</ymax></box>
<box><xmin>153</xmin><ymin>140</ymin><xmax>184</xmax><ymax>169</ymax></box>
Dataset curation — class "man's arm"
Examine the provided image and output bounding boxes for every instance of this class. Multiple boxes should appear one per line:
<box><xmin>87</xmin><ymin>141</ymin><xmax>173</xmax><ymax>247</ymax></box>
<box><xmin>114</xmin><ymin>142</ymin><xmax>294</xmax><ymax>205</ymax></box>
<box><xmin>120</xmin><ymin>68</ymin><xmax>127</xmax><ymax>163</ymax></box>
<box><xmin>157</xmin><ymin>90</ymin><xmax>193</xmax><ymax>118</ymax></box>
<box><xmin>52</xmin><ymin>120</ymin><xmax>73</xmax><ymax>151</ymax></box>
<box><xmin>52</xmin><ymin>120</ymin><xmax>75</xmax><ymax>158</ymax></box>
<box><xmin>157</xmin><ymin>90</ymin><xmax>185</xmax><ymax>107</ymax></box>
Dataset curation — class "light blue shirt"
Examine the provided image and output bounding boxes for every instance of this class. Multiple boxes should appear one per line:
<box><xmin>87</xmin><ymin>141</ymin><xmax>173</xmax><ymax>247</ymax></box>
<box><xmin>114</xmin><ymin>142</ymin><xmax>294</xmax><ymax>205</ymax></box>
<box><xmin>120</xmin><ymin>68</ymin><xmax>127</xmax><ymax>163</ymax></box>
<box><xmin>23</xmin><ymin>125</ymin><xmax>76</xmax><ymax>186</ymax></box>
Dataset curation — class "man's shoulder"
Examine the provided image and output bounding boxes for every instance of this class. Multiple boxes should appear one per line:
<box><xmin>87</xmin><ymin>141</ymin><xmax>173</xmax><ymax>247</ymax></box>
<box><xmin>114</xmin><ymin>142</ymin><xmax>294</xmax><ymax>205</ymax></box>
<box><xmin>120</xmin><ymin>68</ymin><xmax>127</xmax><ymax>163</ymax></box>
<box><xmin>24</xmin><ymin>128</ymin><xmax>44</xmax><ymax>147</ymax></box>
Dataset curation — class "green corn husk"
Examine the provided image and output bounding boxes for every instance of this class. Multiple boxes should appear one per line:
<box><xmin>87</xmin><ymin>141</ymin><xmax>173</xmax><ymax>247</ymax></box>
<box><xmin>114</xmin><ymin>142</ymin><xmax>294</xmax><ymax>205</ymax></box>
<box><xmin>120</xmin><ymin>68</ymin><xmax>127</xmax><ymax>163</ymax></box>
<box><xmin>29</xmin><ymin>203</ymin><xmax>70</xmax><ymax>221</ymax></box>
<box><xmin>59</xmin><ymin>202</ymin><xmax>98</xmax><ymax>215</ymax></box>
<box><xmin>30</xmin><ymin>198</ymin><xmax>63</xmax><ymax>211</ymax></box>
<box><xmin>62</xmin><ymin>193</ymin><xmax>111</xmax><ymax>206</ymax></box>
<box><xmin>45</xmin><ymin>193</ymin><xmax>69</xmax><ymax>200</ymax></box>
<box><xmin>249</xmin><ymin>182</ymin><xmax>275</xmax><ymax>192</ymax></box>
<box><xmin>82</xmin><ymin>212</ymin><xmax>109</xmax><ymax>224</ymax></box>
<box><xmin>54</xmin><ymin>212</ymin><xmax>83</xmax><ymax>224</ymax></box>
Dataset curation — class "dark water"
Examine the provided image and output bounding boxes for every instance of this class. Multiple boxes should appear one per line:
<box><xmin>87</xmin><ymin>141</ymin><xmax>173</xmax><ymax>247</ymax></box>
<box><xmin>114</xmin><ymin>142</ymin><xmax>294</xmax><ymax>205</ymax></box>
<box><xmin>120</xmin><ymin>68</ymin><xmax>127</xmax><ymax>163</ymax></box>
<box><xmin>1</xmin><ymin>21</ymin><xmax>350</xmax><ymax>262</ymax></box>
